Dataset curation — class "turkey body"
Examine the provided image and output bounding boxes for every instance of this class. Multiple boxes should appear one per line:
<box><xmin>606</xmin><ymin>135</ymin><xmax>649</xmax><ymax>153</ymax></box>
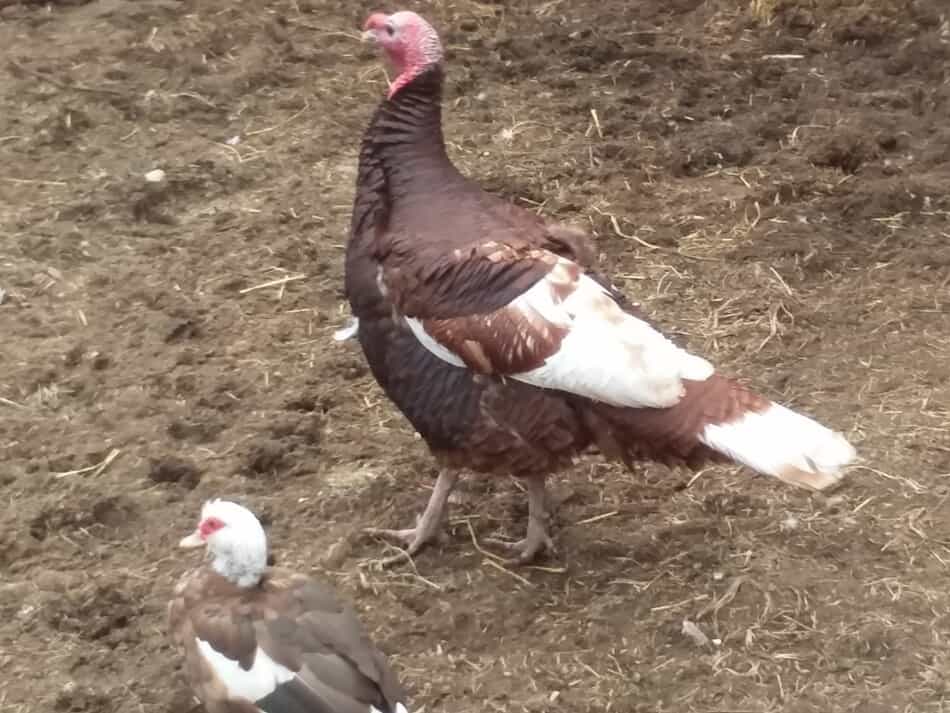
<box><xmin>343</xmin><ymin>66</ymin><xmax>853</xmax><ymax>562</ymax></box>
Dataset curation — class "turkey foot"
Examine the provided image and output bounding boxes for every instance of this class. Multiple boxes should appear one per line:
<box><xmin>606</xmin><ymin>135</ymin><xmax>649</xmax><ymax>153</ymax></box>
<box><xmin>364</xmin><ymin>469</ymin><xmax>458</xmax><ymax>567</ymax></box>
<box><xmin>487</xmin><ymin>476</ymin><xmax>555</xmax><ymax>564</ymax></box>
<box><xmin>487</xmin><ymin>516</ymin><xmax>555</xmax><ymax>564</ymax></box>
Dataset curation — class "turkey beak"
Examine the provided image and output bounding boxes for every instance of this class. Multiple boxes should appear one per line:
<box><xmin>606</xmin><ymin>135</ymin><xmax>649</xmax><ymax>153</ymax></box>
<box><xmin>179</xmin><ymin>530</ymin><xmax>205</xmax><ymax>549</ymax></box>
<box><xmin>361</xmin><ymin>29</ymin><xmax>377</xmax><ymax>43</ymax></box>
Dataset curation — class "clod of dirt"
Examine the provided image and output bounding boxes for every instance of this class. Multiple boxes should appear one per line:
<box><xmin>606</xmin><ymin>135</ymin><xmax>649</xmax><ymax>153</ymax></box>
<box><xmin>148</xmin><ymin>456</ymin><xmax>201</xmax><ymax>489</ymax></box>
<box><xmin>876</xmin><ymin>131</ymin><xmax>910</xmax><ymax>153</ymax></box>
<box><xmin>320</xmin><ymin>537</ymin><xmax>353</xmax><ymax>568</ymax></box>
<box><xmin>0</xmin><ymin>517</ymin><xmax>37</xmax><ymax>569</ymax></box>
<box><xmin>167</xmin><ymin>417</ymin><xmax>224</xmax><ymax>443</ymax></box>
<box><xmin>827</xmin><ymin>621</ymin><xmax>897</xmax><ymax>661</ymax></box>
<box><xmin>90</xmin><ymin>352</ymin><xmax>110</xmax><ymax>370</ymax></box>
<box><xmin>91</xmin><ymin>497</ymin><xmax>135</xmax><ymax>528</ymax></box>
<box><xmin>829</xmin><ymin>178</ymin><xmax>928</xmax><ymax>221</ymax></box>
<box><xmin>54</xmin><ymin>682</ymin><xmax>115</xmax><ymax>713</ymax></box>
<box><xmin>64</xmin><ymin>343</ymin><xmax>84</xmax><ymax>368</ymax></box>
<box><xmin>334</xmin><ymin>357</ymin><xmax>368</xmax><ymax>381</ymax></box>
<box><xmin>885</xmin><ymin>35</ymin><xmax>949</xmax><ymax>79</ymax></box>
<box><xmin>568</xmin><ymin>39</ymin><xmax>624</xmax><ymax>72</ymax></box>
<box><xmin>174</xmin><ymin>373</ymin><xmax>197</xmax><ymax>395</ymax></box>
<box><xmin>165</xmin><ymin>319</ymin><xmax>201</xmax><ymax>343</ymax></box>
<box><xmin>32</xmin><ymin>105</ymin><xmax>92</xmax><ymax>148</ymax></box>
<box><xmin>29</xmin><ymin>495</ymin><xmax>138</xmax><ymax>542</ymax></box>
<box><xmin>284</xmin><ymin>394</ymin><xmax>318</xmax><ymax>412</ymax></box>
<box><xmin>701</xmin><ymin>492</ymin><xmax>763</xmax><ymax>517</ymax></box>
<box><xmin>197</xmin><ymin>380</ymin><xmax>243</xmax><ymax>412</ymax></box>
<box><xmin>46</xmin><ymin>581</ymin><xmax>143</xmax><ymax>644</ymax></box>
<box><xmin>831</xmin><ymin>10</ymin><xmax>893</xmax><ymax>47</ymax></box>
<box><xmin>809</xmin><ymin>128</ymin><xmax>877</xmax><ymax>173</ymax></box>
<box><xmin>268</xmin><ymin>413</ymin><xmax>323</xmax><ymax>447</ymax></box>
<box><xmin>669</xmin><ymin>124</ymin><xmax>755</xmax><ymax>177</ymax></box>
<box><xmin>132</xmin><ymin>167</ymin><xmax>175</xmax><ymax>224</ymax></box>
<box><xmin>776</xmin><ymin>2</ymin><xmax>818</xmax><ymax>36</ymax></box>
<box><xmin>245</xmin><ymin>439</ymin><xmax>289</xmax><ymax>476</ymax></box>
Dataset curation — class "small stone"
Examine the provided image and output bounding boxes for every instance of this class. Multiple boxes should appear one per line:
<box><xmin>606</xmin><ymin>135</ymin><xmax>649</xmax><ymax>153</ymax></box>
<box><xmin>144</xmin><ymin>169</ymin><xmax>166</xmax><ymax>183</ymax></box>
<box><xmin>321</xmin><ymin>538</ymin><xmax>352</xmax><ymax>569</ymax></box>
<box><xmin>148</xmin><ymin>456</ymin><xmax>201</xmax><ymax>489</ymax></box>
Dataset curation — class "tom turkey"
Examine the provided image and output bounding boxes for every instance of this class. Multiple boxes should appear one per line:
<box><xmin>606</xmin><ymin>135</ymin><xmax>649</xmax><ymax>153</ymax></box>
<box><xmin>344</xmin><ymin>10</ymin><xmax>856</xmax><ymax>563</ymax></box>
<box><xmin>169</xmin><ymin>499</ymin><xmax>408</xmax><ymax>713</ymax></box>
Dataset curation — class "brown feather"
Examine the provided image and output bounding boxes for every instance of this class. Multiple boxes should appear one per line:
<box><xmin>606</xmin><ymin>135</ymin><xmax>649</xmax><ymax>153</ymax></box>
<box><xmin>582</xmin><ymin>374</ymin><xmax>771</xmax><ymax>468</ymax></box>
<box><xmin>168</xmin><ymin>566</ymin><xmax>405</xmax><ymax>713</ymax></box>
<box><xmin>421</xmin><ymin>305</ymin><xmax>569</xmax><ymax>375</ymax></box>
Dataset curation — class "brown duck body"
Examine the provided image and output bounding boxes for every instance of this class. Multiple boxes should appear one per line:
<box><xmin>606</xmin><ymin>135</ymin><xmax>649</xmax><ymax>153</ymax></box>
<box><xmin>168</xmin><ymin>565</ymin><xmax>405</xmax><ymax>713</ymax></box>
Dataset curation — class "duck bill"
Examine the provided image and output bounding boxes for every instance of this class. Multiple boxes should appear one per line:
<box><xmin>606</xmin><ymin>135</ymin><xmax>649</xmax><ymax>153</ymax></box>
<box><xmin>179</xmin><ymin>530</ymin><xmax>205</xmax><ymax>549</ymax></box>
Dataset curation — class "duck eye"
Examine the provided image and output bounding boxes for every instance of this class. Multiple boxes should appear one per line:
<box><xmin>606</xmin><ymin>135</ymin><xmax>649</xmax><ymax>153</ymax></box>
<box><xmin>200</xmin><ymin>516</ymin><xmax>225</xmax><ymax>538</ymax></box>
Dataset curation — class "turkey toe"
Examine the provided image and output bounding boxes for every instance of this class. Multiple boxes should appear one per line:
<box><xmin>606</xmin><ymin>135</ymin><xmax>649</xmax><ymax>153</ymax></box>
<box><xmin>365</xmin><ymin>469</ymin><xmax>459</xmax><ymax>563</ymax></box>
<box><xmin>363</xmin><ymin>525</ymin><xmax>430</xmax><ymax>550</ymax></box>
<box><xmin>487</xmin><ymin>526</ymin><xmax>555</xmax><ymax>564</ymax></box>
<box><xmin>363</xmin><ymin>511</ymin><xmax>444</xmax><ymax>556</ymax></box>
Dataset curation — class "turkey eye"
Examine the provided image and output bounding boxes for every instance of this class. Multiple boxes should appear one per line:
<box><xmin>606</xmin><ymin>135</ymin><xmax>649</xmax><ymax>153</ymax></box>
<box><xmin>385</xmin><ymin>24</ymin><xmax>395</xmax><ymax>36</ymax></box>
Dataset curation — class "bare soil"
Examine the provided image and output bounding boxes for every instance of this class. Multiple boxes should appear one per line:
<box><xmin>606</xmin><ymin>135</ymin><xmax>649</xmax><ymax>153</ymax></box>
<box><xmin>2</xmin><ymin>1</ymin><xmax>949</xmax><ymax>711</ymax></box>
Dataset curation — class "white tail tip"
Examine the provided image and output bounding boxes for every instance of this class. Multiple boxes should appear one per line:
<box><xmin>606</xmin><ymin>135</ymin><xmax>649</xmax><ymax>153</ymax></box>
<box><xmin>699</xmin><ymin>403</ymin><xmax>856</xmax><ymax>491</ymax></box>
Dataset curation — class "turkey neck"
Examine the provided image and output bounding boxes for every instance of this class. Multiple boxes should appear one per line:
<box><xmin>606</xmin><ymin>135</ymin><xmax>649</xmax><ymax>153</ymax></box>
<box><xmin>367</xmin><ymin>65</ymin><xmax>467</xmax><ymax>203</ymax></box>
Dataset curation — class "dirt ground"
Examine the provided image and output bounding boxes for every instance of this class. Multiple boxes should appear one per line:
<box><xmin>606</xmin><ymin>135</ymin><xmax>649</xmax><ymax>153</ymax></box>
<box><xmin>2</xmin><ymin>0</ymin><xmax>949</xmax><ymax>711</ymax></box>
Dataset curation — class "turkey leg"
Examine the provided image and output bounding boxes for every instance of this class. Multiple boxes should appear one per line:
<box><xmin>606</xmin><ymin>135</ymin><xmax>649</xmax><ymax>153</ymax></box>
<box><xmin>488</xmin><ymin>475</ymin><xmax>555</xmax><ymax>564</ymax></box>
<box><xmin>365</xmin><ymin>469</ymin><xmax>459</xmax><ymax>564</ymax></box>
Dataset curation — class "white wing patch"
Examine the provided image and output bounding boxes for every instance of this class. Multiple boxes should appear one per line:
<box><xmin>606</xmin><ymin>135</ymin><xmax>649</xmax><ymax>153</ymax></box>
<box><xmin>515</xmin><ymin>263</ymin><xmax>714</xmax><ymax>408</ymax></box>
<box><xmin>407</xmin><ymin>256</ymin><xmax>714</xmax><ymax>409</ymax></box>
<box><xmin>333</xmin><ymin>316</ymin><xmax>360</xmax><ymax>342</ymax></box>
<box><xmin>405</xmin><ymin>319</ymin><xmax>466</xmax><ymax>368</ymax></box>
<box><xmin>197</xmin><ymin>638</ymin><xmax>295</xmax><ymax>703</ymax></box>
<box><xmin>373</xmin><ymin>705</ymin><xmax>410</xmax><ymax>713</ymax></box>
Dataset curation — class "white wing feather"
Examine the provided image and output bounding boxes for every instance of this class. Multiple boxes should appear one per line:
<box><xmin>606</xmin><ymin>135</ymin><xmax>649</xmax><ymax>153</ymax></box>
<box><xmin>406</xmin><ymin>257</ymin><xmax>714</xmax><ymax>408</ymax></box>
<box><xmin>197</xmin><ymin>639</ymin><xmax>295</xmax><ymax>703</ymax></box>
<box><xmin>333</xmin><ymin>316</ymin><xmax>360</xmax><ymax>342</ymax></box>
<box><xmin>197</xmin><ymin>638</ymin><xmax>412</xmax><ymax>713</ymax></box>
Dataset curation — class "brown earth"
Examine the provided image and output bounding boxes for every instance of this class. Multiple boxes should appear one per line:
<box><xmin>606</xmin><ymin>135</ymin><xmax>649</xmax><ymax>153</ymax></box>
<box><xmin>2</xmin><ymin>0</ymin><xmax>949</xmax><ymax>711</ymax></box>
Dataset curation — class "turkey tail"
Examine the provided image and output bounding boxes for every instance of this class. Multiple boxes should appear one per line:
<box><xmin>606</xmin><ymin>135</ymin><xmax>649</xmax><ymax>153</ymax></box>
<box><xmin>583</xmin><ymin>374</ymin><xmax>856</xmax><ymax>491</ymax></box>
<box><xmin>697</xmin><ymin>397</ymin><xmax>855</xmax><ymax>490</ymax></box>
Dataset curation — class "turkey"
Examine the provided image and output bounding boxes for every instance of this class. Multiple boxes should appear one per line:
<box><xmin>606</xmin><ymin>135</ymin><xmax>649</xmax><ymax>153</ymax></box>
<box><xmin>169</xmin><ymin>499</ymin><xmax>408</xmax><ymax>713</ymax></box>
<box><xmin>345</xmin><ymin>10</ymin><xmax>856</xmax><ymax>564</ymax></box>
